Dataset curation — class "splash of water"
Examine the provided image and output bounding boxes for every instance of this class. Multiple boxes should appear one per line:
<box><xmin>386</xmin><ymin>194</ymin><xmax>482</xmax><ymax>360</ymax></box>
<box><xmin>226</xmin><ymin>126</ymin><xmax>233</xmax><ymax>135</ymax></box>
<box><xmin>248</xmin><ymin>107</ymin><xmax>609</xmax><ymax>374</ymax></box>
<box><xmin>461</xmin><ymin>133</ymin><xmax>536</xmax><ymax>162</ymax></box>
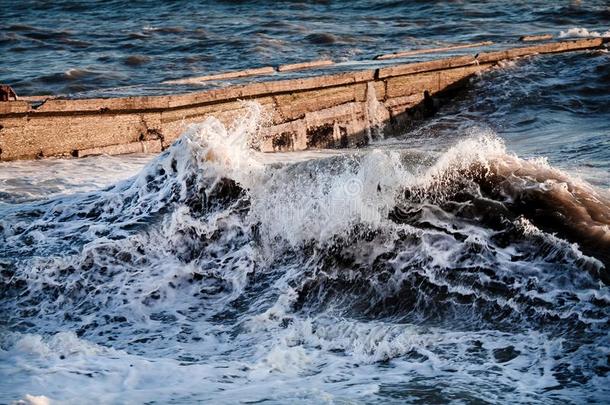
<box><xmin>1</xmin><ymin>106</ymin><xmax>609</xmax><ymax>404</ymax></box>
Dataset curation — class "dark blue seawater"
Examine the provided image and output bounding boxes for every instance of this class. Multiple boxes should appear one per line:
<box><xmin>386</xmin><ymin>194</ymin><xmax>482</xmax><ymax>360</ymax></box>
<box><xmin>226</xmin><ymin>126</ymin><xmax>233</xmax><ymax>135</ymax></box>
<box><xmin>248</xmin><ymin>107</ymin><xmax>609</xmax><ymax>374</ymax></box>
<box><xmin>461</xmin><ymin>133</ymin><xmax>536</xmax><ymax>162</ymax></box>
<box><xmin>1</xmin><ymin>1</ymin><xmax>610</xmax><ymax>404</ymax></box>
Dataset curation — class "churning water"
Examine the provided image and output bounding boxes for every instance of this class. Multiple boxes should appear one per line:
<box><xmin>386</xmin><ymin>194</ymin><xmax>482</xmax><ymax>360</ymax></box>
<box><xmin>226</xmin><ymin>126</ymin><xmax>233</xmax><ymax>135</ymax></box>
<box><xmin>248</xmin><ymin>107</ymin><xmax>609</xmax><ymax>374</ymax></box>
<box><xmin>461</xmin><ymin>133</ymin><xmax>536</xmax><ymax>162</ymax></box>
<box><xmin>1</xmin><ymin>1</ymin><xmax>610</xmax><ymax>404</ymax></box>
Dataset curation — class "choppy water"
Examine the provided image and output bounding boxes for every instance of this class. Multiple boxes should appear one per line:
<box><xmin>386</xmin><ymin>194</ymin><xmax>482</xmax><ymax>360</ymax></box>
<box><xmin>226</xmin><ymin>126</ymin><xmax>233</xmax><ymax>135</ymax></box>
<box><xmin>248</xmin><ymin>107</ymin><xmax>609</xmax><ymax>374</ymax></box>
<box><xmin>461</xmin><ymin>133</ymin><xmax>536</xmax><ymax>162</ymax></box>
<box><xmin>1</xmin><ymin>2</ymin><xmax>610</xmax><ymax>404</ymax></box>
<box><xmin>1</xmin><ymin>0</ymin><xmax>610</xmax><ymax>96</ymax></box>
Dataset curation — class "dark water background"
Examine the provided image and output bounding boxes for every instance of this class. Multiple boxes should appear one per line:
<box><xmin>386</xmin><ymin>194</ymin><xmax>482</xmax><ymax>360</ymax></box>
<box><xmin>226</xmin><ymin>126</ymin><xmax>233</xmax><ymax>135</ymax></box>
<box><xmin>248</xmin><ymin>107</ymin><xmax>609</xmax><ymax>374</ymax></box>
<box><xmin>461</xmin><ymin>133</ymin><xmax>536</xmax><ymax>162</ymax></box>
<box><xmin>1</xmin><ymin>1</ymin><xmax>610</xmax><ymax>404</ymax></box>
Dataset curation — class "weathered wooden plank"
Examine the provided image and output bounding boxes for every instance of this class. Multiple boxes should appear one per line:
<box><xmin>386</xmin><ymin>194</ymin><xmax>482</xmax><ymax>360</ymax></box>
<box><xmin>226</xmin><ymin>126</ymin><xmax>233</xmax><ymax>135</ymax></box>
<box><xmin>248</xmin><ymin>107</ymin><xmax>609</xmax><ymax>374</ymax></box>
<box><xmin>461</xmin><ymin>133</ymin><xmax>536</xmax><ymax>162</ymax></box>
<box><xmin>0</xmin><ymin>113</ymin><xmax>150</xmax><ymax>160</ymax></box>
<box><xmin>278</xmin><ymin>59</ymin><xmax>334</xmax><ymax>72</ymax></box>
<box><xmin>33</xmin><ymin>96</ymin><xmax>171</xmax><ymax>113</ymax></box>
<box><xmin>520</xmin><ymin>34</ymin><xmax>553</xmax><ymax>42</ymax></box>
<box><xmin>384</xmin><ymin>64</ymin><xmax>491</xmax><ymax>99</ymax></box>
<box><xmin>386</xmin><ymin>72</ymin><xmax>440</xmax><ymax>99</ymax></box>
<box><xmin>378</xmin><ymin>55</ymin><xmax>477</xmax><ymax>79</ymax></box>
<box><xmin>163</xmin><ymin>66</ymin><xmax>276</xmax><ymax>84</ymax></box>
<box><xmin>0</xmin><ymin>101</ymin><xmax>31</xmax><ymax>114</ymax></box>
<box><xmin>166</xmin><ymin>70</ymin><xmax>375</xmax><ymax>108</ymax></box>
<box><xmin>1</xmin><ymin>38</ymin><xmax>606</xmax><ymax>161</ymax></box>
<box><xmin>0</xmin><ymin>71</ymin><xmax>375</xmax><ymax>115</ymax></box>
<box><xmin>378</xmin><ymin>38</ymin><xmax>604</xmax><ymax>78</ymax></box>
<box><xmin>77</xmin><ymin>140</ymin><xmax>162</xmax><ymax>157</ymax></box>
<box><xmin>273</xmin><ymin>84</ymin><xmax>365</xmax><ymax>121</ymax></box>
<box><xmin>375</xmin><ymin>41</ymin><xmax>493</xmax><ymax>60</ymax></box>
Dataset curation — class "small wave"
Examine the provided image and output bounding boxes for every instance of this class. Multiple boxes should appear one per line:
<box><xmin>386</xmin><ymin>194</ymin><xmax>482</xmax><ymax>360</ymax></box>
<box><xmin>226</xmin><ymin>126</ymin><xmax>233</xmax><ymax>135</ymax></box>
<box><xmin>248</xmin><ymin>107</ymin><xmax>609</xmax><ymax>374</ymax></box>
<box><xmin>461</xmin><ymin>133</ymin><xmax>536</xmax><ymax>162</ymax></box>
<box><xmin>143</xmin><ymin>25</ymin><xmax>185</xmax><ymax>34</ymax></box>
<box><xmin>558</xmin><ymin>27</ymin><xmax>610</xmax><ymax>38</ymax></box>
<box><xmin>38</xmin><ymin>68</ymin><xmax>119</xmax><ymax>84</ymax></box>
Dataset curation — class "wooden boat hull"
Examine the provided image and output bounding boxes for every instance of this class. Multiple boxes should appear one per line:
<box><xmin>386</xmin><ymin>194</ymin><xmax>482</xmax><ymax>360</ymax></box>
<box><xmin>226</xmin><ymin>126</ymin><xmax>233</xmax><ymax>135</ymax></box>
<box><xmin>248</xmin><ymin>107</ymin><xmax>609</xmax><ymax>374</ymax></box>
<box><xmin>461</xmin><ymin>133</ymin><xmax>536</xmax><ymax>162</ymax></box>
<box><xmin>0</xmin><ymin>38</ymin><xmax>605</xmax><ymax>161</ymax></box>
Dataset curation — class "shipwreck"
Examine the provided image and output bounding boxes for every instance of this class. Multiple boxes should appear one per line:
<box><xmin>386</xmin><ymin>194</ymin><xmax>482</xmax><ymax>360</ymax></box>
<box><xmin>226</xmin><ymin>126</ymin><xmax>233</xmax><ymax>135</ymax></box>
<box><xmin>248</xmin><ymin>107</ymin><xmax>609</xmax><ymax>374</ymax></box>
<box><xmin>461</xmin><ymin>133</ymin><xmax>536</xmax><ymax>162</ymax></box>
<box><xmin>0</xmin><ymin>37</ymin><xmax>607</xmax><ymax>162</ymax></box>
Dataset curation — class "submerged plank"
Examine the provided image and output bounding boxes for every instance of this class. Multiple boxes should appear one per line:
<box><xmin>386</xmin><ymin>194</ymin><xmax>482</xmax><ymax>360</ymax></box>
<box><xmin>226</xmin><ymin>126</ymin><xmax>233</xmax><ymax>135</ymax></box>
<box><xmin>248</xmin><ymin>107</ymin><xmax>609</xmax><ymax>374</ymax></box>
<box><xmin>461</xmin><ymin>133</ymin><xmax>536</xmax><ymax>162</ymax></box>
<box><xmin>520</xmin><ymin>34</ymin><xmax>553</xmax><ymax>42</ymax></box>
<box><xmin>163</xmin><ymin>66</ymin><xmax>276</xmax><ymax>85</ymax></box>
<box><xmin>375</xmin><ymin>41</ymin><xmax>493</xmax><ymax>60</ymax></box>
<box><xmin>278</xmin><ymin>59</ymin><xmax>334</xmax><ymax>72</ymax></box>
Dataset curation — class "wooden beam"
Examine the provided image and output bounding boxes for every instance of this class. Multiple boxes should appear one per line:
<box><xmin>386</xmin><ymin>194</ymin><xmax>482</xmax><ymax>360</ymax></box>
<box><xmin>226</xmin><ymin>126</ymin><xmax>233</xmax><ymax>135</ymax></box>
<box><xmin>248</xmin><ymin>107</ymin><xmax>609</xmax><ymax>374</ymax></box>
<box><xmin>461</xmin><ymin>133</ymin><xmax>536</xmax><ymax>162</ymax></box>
<box><xmin>378</xmin><ymin>38</ymin><xmax>604</xmax><ymax>78</ymax></box>
<box><xmin>520</xmin><ymin>34</ymin><xmax>553</xmax><ymax>42</ymax></box>
<box><xmin>278</xmin><ymin>59</ymin><xmax>334</xmax><ymax>72</ymax></box>
<box><xmin>1</xmin><ymin>38</ymin><xmax>606</xmax><ymax>160</ymax></box>
<box><xmin>163</xmin><ymin>66</ymin><xmax>276</xmax><ymax>84</ymax></box>
<box><xmin>375</xmin><ymin>41</ymin><xmax>493</xmax><ymax>60</ymax></box>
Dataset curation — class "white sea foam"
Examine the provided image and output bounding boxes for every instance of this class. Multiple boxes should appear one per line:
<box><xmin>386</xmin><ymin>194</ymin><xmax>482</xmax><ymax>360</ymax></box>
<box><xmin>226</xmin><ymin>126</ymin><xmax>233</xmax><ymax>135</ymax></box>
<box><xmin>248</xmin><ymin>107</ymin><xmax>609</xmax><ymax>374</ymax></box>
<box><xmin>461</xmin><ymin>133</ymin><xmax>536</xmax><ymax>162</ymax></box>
<box><xmin>559</xmin><ymin>27</ymin><xmax>610</xmax><ymax>38</ymax></box>
<box><xmin>1</xmin><ymin>107</ymin><xmax>609</xmax><ymax>404</ymax></box>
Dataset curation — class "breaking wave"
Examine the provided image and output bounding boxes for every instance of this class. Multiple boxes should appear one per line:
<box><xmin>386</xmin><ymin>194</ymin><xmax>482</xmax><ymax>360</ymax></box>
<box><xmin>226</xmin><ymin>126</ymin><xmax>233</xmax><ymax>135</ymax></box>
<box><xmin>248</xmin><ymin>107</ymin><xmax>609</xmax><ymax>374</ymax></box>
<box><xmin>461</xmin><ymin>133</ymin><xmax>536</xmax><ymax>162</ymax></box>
<box><xmin>1</xmin><ymin>105</ymin><xmax>609</xmax><ymax>403</ymax></box>
<box><xmin>558</xmin><ymin>27</ymin><xmax>610</xmax><ymax>38</ymax></box>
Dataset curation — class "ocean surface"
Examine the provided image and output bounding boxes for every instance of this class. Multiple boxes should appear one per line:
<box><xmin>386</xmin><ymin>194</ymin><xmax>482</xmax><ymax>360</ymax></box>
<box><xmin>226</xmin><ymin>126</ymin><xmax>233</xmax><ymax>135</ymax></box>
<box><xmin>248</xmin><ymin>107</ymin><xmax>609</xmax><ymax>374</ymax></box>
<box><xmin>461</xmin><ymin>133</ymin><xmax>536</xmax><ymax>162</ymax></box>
<box><xmin>1</xmin><ymin>1</ymin><xmax>610</xmax><ymax>404</ymax></box>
